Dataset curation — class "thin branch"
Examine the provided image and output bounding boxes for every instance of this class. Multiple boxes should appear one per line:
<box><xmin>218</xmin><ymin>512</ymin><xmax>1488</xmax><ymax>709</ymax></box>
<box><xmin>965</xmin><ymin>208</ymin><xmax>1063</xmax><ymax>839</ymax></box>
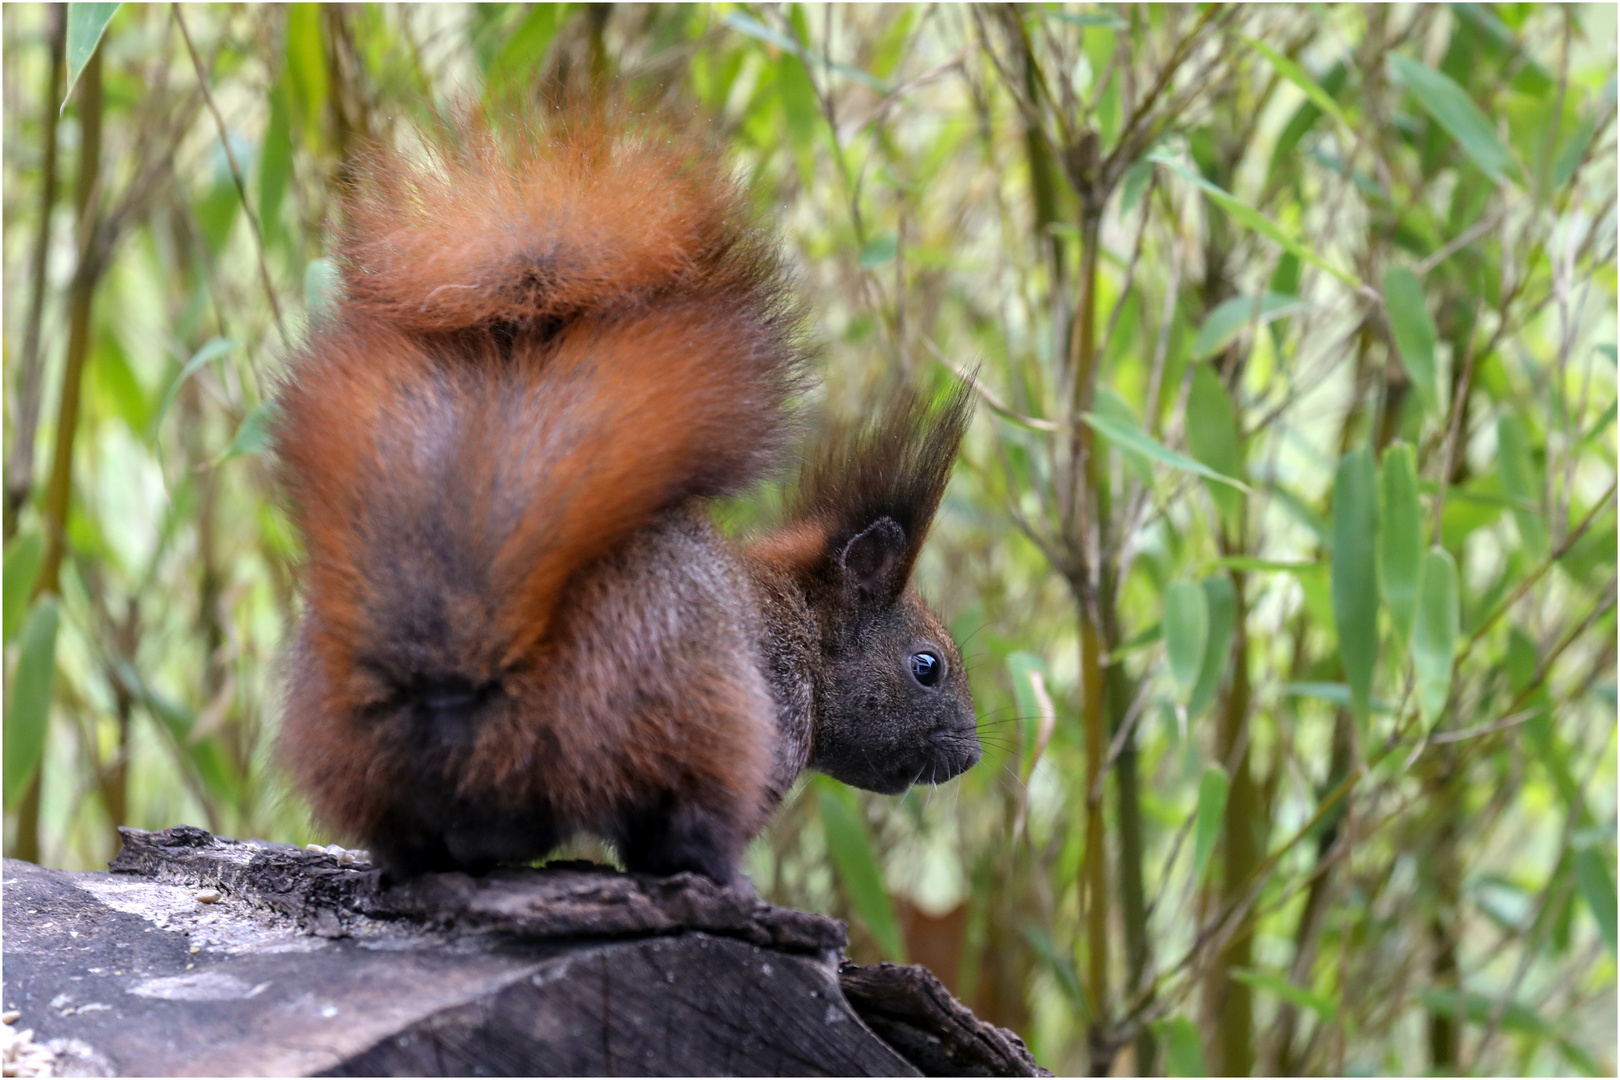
<box><xmin>5</xmin><ymin>6</ymin><xmax>67</xmax><ymax>541</ymax></box>
<box><xmin>174</xmin><ymin>4</ymin><xmax>289</xmax><ymax>351</ymax></box>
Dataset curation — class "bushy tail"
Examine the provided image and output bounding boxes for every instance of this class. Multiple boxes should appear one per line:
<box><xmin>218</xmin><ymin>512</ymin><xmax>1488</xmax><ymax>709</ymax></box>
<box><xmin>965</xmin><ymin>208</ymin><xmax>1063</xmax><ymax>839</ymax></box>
<box><xmin>276</xmin><ymin>102</ymin><xmax>805</xmax><ymax>692</ymax></box>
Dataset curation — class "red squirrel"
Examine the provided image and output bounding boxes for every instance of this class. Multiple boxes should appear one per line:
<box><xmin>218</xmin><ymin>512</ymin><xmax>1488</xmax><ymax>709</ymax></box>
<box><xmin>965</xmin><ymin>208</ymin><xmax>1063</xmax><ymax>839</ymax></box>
<box><xmin>273</xmin><ymin>103</ymin><xmax>979</xmax><ymax>885</ymax></box>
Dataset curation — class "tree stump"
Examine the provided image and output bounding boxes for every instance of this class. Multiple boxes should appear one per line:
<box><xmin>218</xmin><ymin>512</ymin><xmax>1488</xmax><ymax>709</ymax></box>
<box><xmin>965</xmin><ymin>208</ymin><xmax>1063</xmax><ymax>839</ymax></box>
<box><xmin>1</xmin><ymin>826</ymin><xmax>1045</xmax><ymax>1077</ymax></box>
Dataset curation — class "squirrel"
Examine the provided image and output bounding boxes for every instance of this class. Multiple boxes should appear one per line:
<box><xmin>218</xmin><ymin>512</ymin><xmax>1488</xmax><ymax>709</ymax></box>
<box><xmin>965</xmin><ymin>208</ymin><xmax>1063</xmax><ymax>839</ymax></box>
<box><xmin>272</xmin><ymin>102</ymin><xmax>979</xmax><ymax>886</ymax></box>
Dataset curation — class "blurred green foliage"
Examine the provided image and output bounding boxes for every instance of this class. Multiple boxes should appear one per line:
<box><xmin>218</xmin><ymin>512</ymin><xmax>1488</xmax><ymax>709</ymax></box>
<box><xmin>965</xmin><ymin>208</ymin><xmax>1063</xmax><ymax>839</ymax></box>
<box><xmin>3</xmin><ymin>4</ymin><xmax>1615</xmax><ymax>1075</ymax></box>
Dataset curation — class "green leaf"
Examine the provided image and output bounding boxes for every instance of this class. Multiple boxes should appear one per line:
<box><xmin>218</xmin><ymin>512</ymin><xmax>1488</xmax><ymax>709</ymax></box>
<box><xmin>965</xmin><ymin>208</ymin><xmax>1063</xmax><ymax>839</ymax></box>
<box><xmin>1164</xmin><ymin>581</ymin><xmax>1209</xmax><ymax>701</ymax></box>
<box><xmin>1496</xmin><ymin>416</ymin><xmax>1547</xmax><ymax>557</ymax></box>
<box><xmin>1281</xmin><ymin>682</ymin><xmax>1396</xmax><ymax>715</ymax></box>
<box><xmin>1185</xmin><ymin>366</ymin><xmax>1247</xmax><ymax>529</ymax></box>
<box><xmin>1080</xmin><ymin>412</ymin><xmax>1251</xmax><ymax>492</ymax></box>
<box><xmin>1215</xmin><ymin>556</ymin><xmax>1320</xmax><ymax>574</ymax></box>
<box><xmin>1412</xmin><ymin>549</ymin><xmax>1460</xmax><ymax>725</ymax></box>
<box><xmin>1187</xmin><ymin>574</ymin><xmax>1236</xmax><ymax>721</ymax></box>
<box><xmin>1121</xmin><ymin>153</ymin><xmax>1154</xmax><ymax>213</ymax></box>
<box><xmin>1379</xmin><ymin>444</ymin><xmax>1424</xmax><ymax>652</ymax></box>
<box><xmin>151</xmin><ymin>338</ymin><xmax>237</xmax><ymax>440</ymax></box>
<box><xmin>1108</xmin><ymin>621</ymin><xmax>1162</xmax><ymax>660</ymax></box>
<box><xmin>1389</xmin><ymin>54</ymin><xmax>1521</xmax><ymax>185</ymax></box>
<box><xmin>1021</xmin><ymin>925</ymin><xmax>1087</xmax><ymax>1019</ymax></box>
<box><xmin>1155</xmin><ymin>1016</ymin><xmax>1206</xmax><ymax>1077</ymax></box>
<box><xmin>1151</xmin><ymin>152</ymin><xmax>1360</xmax><ymax>286</ymax></box>
<box><xmin>819</xmin><ymin>786</ymin><xmax>906</xmax><ymax>960</ymax></box>
<box><xmin>284</xmin><ymin>4</ymin><xmax>330</xmax><ymax>144</ymax></box>
<box><xmin>485</xmin><ymin>3</ymin><xmax>563</xmax><ymax>102</ymax></box>
<box><xmin>1005</xmin><ymin>652</ymin><xmax>1050</xmax><ymax>764</ymax></box>
<box><xmin>3</xmin><ymin>532</ymin><xmax>46</xmax><ymax>645</ymax></box>
<box><xmin>859</xmin><ymin>232</ymin><xmax>898</xmax><ymax>268</ymax></box>
<box><xmin>1094</xmin><ymin>388</ymin><xmax>1155</xmax><ymax>485</ymax></box>
<box><xmin>1573</xmin><ymin>846</ymin><xmax>1617</xmax><ymax>954</ymax></box>
<box><xmin>94</xmin><ymin>335</ymin><xmax>149</xmax><ymax>434</ymax></box>
<box><xmin>1269</xmin><ymin>61</ymin><xmax>1349</xmax><ymax>179</ymax></box>
<box><xmin>258</xmin><ymin>86</ymin><xmax>294</xmax><ymax>238</ymax></box>
<box><xmin>64</xmin><ymin>3</ymin><xmax>119</xmax><ymax>110</ymax></box>
<box><xmin>1383</xmin><ymin>267</ymin><xmax>1441</xmax><ymax>416</ymax></box>
<box><xmin>1242</xmin><ymin>37</ymin><xmax>1352</xmax><ymax>133</ymax></box>
<box><xmin>304</xmin><ymin>258</ymin><xmax>342</xmax><ymax>321</ymax></box>
<box><xmin>722</xmin><ymin>12</ymin><xmax>890</xmax><ymax>93</ymax></box>
<box><xmin>1331</xmin><ymin>447</ymin><xmax>1379</xmax><ymax>729</ymax></box>
<box><xmin>1035</xmin><ymin>10</ymin><xmax>1126</xmax><ymax>29</ymax></box>
<box><xmin>5</xmin><ymin>599</ymin><xmax>59</xmax><ymax>809</ymax></box>
<box><xmin>1551</xmin><ymin>108</ymin><xmax>1599</xmax><ymax>189</ymax></box>
<box><xmin>1417</xmin><ymin>988</ymin><xmax>1549</xmax><ymax>1036</ymax></box>
<box><xmin>1190</xmin><ymin>292</ymin><xmax>1308</xmax><ymax>361</ymax></box>
<box><xmin>1230</xmin><ymin>967</ymin><xmax>1339</xmax><ymax>1021</ymax></box>
<box><xmin>1191</xmin><ymin>765</ymin><xmax>1229</xmax><ymax>886</ymax></box>
<box><xmin>1555</xmin><ymin>1036</ymin><xmax>1604</xmax><ymax>1078</ymax></box>
<box><xmin>217</xmin><ymin>403</ymin><xmax>279</xmax><ymax>464</ymax></box>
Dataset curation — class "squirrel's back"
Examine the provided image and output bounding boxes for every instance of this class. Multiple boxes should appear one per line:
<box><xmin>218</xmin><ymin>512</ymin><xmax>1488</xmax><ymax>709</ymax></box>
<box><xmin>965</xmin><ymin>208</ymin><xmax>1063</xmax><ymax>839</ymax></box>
<box><xmin>274</xmin><ymin>103</ymin><xmax>804</xmax><ymax>877</ymax></box>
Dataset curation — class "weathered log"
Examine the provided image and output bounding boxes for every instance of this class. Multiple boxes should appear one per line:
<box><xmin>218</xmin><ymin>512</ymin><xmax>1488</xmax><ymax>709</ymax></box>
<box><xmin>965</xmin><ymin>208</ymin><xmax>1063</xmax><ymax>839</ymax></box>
<box><xmin>1</xmin><ymin>826</ymin><xmax>1044</xmax><ymax>1077</ymax></box>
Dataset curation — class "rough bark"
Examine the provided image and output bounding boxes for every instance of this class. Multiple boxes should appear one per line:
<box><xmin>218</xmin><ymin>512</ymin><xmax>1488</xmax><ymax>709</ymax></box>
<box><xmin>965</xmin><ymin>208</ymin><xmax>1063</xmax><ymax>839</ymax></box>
<box><xmin>1</xmin><ymin>826</ymin><xmax>1045</xmax><ymax>1078</ymax></box>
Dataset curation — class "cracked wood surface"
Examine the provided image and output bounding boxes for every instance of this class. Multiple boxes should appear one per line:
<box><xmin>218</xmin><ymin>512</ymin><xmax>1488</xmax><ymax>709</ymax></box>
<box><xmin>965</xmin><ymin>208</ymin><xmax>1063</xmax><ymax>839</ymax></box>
<box><xmin>2</xmin><ymin>826</ymin><xmax>1043</xmax><ymax>1077</ymax></box>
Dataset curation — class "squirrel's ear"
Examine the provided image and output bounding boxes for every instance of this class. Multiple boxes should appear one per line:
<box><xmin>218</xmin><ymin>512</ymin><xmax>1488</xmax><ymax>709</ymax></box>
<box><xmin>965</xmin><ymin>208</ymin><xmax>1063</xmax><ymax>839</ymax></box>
<box><xmin>838</xmin><ymin>517</ymin><xmax>907</xmax><ymax>602</ymax></box>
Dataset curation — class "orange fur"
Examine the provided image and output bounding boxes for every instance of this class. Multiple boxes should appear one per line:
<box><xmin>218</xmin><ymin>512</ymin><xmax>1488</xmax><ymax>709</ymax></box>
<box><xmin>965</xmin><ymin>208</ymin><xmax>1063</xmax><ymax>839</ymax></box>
<box><xmin>274</xmin><ymin>104</ymin><xmax>803</xmax><ymax>879</ymax></box>
<box><xmin>337</xmin><ymin>104</ymin><xmax>769</xmax><ymax>332</ymax></box>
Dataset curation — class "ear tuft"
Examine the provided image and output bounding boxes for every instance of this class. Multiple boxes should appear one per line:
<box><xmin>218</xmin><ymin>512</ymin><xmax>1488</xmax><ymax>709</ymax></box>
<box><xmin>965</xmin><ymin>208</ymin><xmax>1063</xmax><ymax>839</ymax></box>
<box><xmin>838</xmin><ymin>517</ymin><xmax>906</xmax><ymax>600</ymax></box>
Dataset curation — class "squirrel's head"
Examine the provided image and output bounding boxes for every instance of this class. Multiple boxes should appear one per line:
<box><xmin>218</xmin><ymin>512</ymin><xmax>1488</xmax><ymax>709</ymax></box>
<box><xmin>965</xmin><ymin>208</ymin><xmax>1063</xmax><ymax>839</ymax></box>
<box><xmin>779</xmin><ymin>381</ymin><xmax>980</xmax><ymax>794</ymax></box>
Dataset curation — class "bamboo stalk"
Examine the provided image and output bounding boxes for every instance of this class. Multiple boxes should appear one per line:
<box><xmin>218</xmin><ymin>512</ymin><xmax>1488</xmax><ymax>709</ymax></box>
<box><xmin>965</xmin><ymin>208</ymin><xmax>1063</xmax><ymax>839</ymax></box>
<box><xmin>1210</xmin><ymin>569</ymin><xmax>1257</xmax><ymax>1078</ymax></box>
<box><xmin>1068</xmin><ymin>204</ymin><xmax>1113</xmax><ymax>1076</ymax></box>
<box><xmin>18</xmin><ymin>47</ymin><xmax>105</xmax><ymax>866</ymax></box>
<box><xmin>4</xmin><ymin>6</ymin><xmax>67</xmax><ymax>544</ymax></box>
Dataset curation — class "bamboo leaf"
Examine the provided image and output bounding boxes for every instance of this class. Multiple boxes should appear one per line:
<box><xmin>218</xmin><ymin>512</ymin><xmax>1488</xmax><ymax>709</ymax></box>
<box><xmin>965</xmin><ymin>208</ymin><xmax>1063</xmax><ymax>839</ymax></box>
<box><xmin>1230</xmin><ymin>967</ymin><xmax>1339</xmax><ymax>1021</ymax></box>
<box><xmin>1186</xmin><ymin>366</ymin><xmax>1247</xmax><ymax>529</ymax></box>
<box><xmin>4</xmin><ymin>599</ymin><xmax>60</xmax><ymax>808</ymax></box>
<box><xmin>1151</xmin><ymin>151</ymin><xmax>1360</xmax><ymax>286</ymax></box>
<box><xmin>284</xmin><ymin>4</ymin><xmax>329</xmax><ymax>143</ymax></box>
<box><xmin>1192</xmin><ymin>765</ymin><xmax>1230</xmax><ymax>886</ymax></box>
<box><xmin>859</xmin><ymin>232</ymin><xmax>898</xmax><ymax>268</ymax></box>
<box><xmin>1215</xmin><ymin>556</ymin><xmax>1320</xmax><ymax>574</ymax></box>
<box><xmin>1187</xmin><ymin>574</ymin><xmax>1236</xmax><ymax>721</ymax></box>
<box><xmin>1006</xmin><ymin>652</ymin><xmax>1053</xmax><ymax>772</ymax></box>
<box><xmin>1080</xmin><ymin>412</ymin><xmax>1251</xmax><ymax>492</ymax></box>
<box><xmin>304</xmin><ymin>258</ymin><xmax>342</xmax><ymax>321</ymax></box>
<box><xmin>1163</xmin><ymin>581</ymin><xmax>1209</xmax><ymax>700</ymax></box>
<box><xmin>1332</xmin><ymin>447</ymin><xmax>1379</xmax><ymax>729</ymax></box>
<box><xmin>151</xmin><ymin>338</ymin><xmax>237</xmax><ymax>440</ymax></box>
<box><xmin>1281</xmin><ymin>682</ymin><xmax>1397</xmax><ymax>715</ymax></box>
<box><xmin>64</xmin><ymin>3</ymin><xmax>118</xmax><ymax>110</ymax></box>
<box><xmin>1551</xmin><ymin>108</ymin><xmax>1599</xmax><ymax>189</ymax></box>
<box><xmin>1021</xmin><ymin>925</ymin><xmax>1088</xmax><ymax>1019</ymax></box>
<box><xmin>1573</xmin><ymin>846</ymin><xmax>1617</xmax><ymax>954</ymax></box>
<box><xmin>1095</xmin><ymin>388</ymin><xmax>1155</xmax><ymax>485</ymax></box>
<box><xmin>258</xmin><ymin>85</ymin><xmax>293</xmax><ymax>238</ymax></box>
<box><xmin>1389</xmin><ymin>54</ymin><xmax>1521</xmax><ymax>185</ymax></box>
<box><xmin>1383</xmin><ymin>267</ymin><xmax>1441</xmax><ymax>416</ymax></box>
<box><xmin>216</xmin><ymin>403</ymin><xmax>279</xmax><ymax>464</ymax></box>
<box><xmin>1035</xmin><ymin>10</ymin><xmax>1126</xmax><ymax>30</ymax></box>
<box><xmin>1155</xmin><ymin>1016</ymin><xmax>1206</xmax><ymax>1077</ymax></box>
<box><xmin>723</xmin><ymin>12</ymin><xmax>890</xmax><ymax>93</ymax></box>
<box><xmin>1379</xmin><ymin>444</ymin><xmax>1424</xmax><ymax>653</ymax></box>
<box><xmin>1242</xmin><ymin>37</ymin><xmax>1352</xmax><ymax>133</ymax></box>
<box><xmin>1412</xmin><ymin>549</ymin><xmax>1460</xmax><ymax>725</ymax></box>
<box><xmin>485</xmin><ymin>4</ymin><xmax>563</xmax><ymax>103</ymax></box>
<box><xmin>3</xmin><ymin>531</ymin><xmax>46</xmax><ymax>645</ymax></box>
<box><xmin>1497</xmin><ymin>416</ymin><xmax>1547</xmax><ymax>557</ymax></box>
<box><xmin>819</xmin><ymin>786</ymin><xmax>906</xmax><ymax>960</ymax></box>
<box><xmin>1190</xmin><ymin>291</ymin><xmax>1308</xmax><ymax>361</ymax></box>
<box><xmin>1417</xmin><ymin>988</ymin><xmax>1549</xmax><ymax>1036</ymax></box>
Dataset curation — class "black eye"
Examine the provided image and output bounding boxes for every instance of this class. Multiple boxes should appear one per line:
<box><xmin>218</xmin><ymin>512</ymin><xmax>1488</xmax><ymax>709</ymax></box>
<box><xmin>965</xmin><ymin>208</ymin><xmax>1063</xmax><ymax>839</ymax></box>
<box><xmin>909</xmin><ymin>652</ymin><xmax>942</xmax><ymax>687</ymax></box>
